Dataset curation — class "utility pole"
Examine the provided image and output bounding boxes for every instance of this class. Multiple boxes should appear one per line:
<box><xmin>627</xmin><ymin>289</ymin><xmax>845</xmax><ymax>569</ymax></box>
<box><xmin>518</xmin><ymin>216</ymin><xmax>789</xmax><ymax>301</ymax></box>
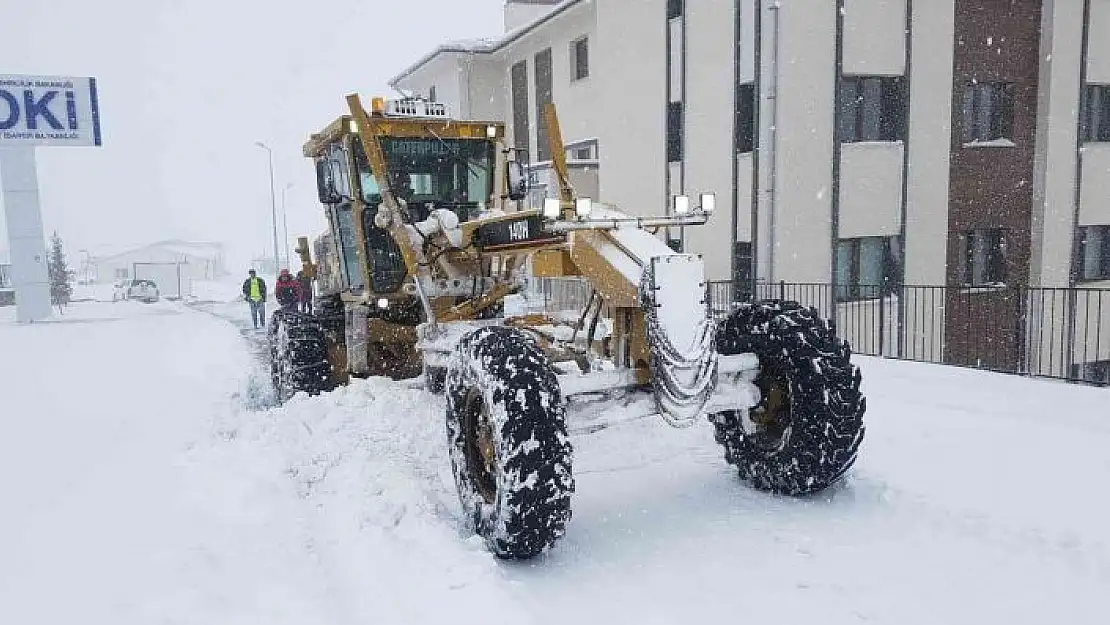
<box><xmin>281</xmin><ymin>182</ymin><xmax>294</xmax><ymax>268</ymax></box>
<box><xmin>254</xmin><ymin>141</ymin><xmax>281</xmax><ymax>275</ymax></box>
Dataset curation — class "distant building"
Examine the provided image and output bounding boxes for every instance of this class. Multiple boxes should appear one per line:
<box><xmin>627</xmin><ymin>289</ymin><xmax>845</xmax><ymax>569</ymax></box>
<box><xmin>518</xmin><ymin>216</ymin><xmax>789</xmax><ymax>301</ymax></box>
<box><xmin>89</xmin><ymin>240</ymin><xmax>228</xmax><ymax>284</ymax></box>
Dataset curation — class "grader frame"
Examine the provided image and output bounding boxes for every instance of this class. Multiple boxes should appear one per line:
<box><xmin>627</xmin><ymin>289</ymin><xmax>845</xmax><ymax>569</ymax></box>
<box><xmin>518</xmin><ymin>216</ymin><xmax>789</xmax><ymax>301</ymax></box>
<box><xmin>286</xmin><ymin>93</ymin><xmax>866</xmax><ymax>560</ymax></box>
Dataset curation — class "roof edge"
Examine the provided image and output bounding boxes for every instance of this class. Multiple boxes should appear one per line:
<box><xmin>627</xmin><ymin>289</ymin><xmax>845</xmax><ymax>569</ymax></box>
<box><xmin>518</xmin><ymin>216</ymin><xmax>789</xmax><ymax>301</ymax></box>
<box><xmin>389</xmin><ymin>0</ymin><xmax>588</xmax><ymax>88</ymax></box>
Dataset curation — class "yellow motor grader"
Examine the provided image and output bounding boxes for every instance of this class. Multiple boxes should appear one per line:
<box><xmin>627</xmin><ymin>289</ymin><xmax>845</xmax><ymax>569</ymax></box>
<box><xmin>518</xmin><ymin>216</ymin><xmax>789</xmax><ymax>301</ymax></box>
<box><xmin>274</xmin><ymin>93</ymin><xmax>866</xmax><ymax>559</ymax></box>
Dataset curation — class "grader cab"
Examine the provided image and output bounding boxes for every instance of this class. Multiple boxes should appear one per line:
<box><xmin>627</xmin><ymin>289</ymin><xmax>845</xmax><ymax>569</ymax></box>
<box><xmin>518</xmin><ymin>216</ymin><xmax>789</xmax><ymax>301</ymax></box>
<box><xmin>273</xmin><ymin>94</ymin><xmax>866</xmax><ymax>559</ymax></box>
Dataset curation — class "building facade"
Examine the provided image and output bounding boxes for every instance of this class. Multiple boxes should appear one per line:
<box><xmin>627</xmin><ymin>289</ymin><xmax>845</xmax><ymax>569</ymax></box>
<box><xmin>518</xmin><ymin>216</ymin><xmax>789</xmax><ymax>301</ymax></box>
<box><xmin>392</xmin><ymin>0</ymin><xmax>1110</xmax><ymax>380</ymax></box>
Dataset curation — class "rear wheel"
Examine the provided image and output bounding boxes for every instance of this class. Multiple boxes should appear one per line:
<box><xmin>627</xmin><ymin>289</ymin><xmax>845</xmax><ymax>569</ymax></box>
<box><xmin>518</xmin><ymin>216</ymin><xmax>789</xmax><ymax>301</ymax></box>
<box><xmin>710</xmin><ymin>300</ymin><xmax>865</xmax><ymax>495</ymax></box>
<box><xmin>446</xmin><ymin>326</ymin><xmax>574</xmax><ymax>559</ymax></box>
<box><xmin>269</xmin><ymin>310</ymin><xmax>333</xmax><ymax>403</ymax></box>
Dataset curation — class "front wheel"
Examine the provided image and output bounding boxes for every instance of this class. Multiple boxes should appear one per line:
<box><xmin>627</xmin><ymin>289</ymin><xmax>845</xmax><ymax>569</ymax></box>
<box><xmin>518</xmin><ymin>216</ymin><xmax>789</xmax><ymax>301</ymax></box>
<box><xmin>446</xmin><ymin>326</ymin><xmax>574</xmax><ymax>559</ymax></box>
<box><xmin>710</xmin><ymin>300</ymin><xmax>865</xmax><ymax>495</ymax></box>
<box><xmin>269</xmin><ymin>311</ymin><xmax>333</xmax><ymax>403</ymax></box>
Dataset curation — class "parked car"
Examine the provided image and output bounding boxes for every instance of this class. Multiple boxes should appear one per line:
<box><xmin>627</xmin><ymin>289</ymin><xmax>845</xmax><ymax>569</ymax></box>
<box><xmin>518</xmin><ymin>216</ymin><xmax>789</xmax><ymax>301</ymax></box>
<box><xmin>113</xmin><ymin>279</ymin><xmax>160</xmax><ymax>303</ymax></box>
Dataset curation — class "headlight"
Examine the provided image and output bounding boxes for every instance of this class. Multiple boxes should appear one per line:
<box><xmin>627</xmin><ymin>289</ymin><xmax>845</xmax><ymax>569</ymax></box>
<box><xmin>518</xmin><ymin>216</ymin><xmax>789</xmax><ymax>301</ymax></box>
<box><xmin>486</xmin><ymin>125</ymin><xmax>498</xmax><ymax>138</ymax></box>
<box><xmin>575</xmin><ymin>197</ymin><xmax>593</xmax><ymax>218</ymax></box>
<box><xmin>672</xmin><ymin>194</ymin><xmax>691</xmax><ymax>216</ymax></box>
<box><xmin>700</xmin><ymin>193</ymin><xmax>716</xmax><ymax>214</ymax></box>
<box><xmin>377</xmin><ymin>298</ymin><xmax>389</xmax><ymax>309</ymax></box>
<box><xmin>543</xmin><ymin>197</ymin><xmax>561</xmax><ymax>219</ymax></box>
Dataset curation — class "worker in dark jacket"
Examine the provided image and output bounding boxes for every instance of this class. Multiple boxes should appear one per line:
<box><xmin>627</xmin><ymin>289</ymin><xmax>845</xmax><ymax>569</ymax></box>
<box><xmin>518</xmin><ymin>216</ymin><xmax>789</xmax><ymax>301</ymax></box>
<box><xmin>275</xmin><ymin>269</ymin><xmax>302</xmax><ymax>311</ymax></box>
<box><xmin>242</xmin><ymin>269</ymin><xmax>267</xmax><ymax>329</ymax></box>
<box><xmin>297</xmin><ymin>269</ymin><xmax>313</xmax><ymax>314</ymax></box>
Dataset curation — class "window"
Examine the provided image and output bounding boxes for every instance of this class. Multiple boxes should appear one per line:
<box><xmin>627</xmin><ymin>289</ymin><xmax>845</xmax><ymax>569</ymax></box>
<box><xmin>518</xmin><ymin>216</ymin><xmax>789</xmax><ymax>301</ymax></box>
<box><xmin>1079</xmin><ymin>225</ymin><xmax>1110</xmax><ymax>281</ymax></box>
<box><xmin>835</xmin><ymin>237</ymin><xmax>902</xmax><ymax>300</ymax></box>
<box><xmin>334</xmin><ymin>205</ymin><xmax>365</xmax><ymax>290</ymax></box>
<box><xmin>1082</xmin><ymin>84</ymin><xmax>1110</xmax><ymax>142</ymax></box>
<box><xmin>428</xmin><ymin>85</ymin><xmax>437</xmax><ymax>102</ymax></box>
<box><xmin>115</xmin><ymin>267</ymin><xmax>129</xmax><ymax>279</ymax></box>
<box><xmin>958</xmin><ymin>228</ymin><xmax>1007</xmax><ymax>286</ymax></box>
<box><xmin>733</xmin><ymin>241</ymin><xmax>754</xmax><ymax>301</ymax></box>
<box><xmin>534</xmin><ymin>48</ymin><xmax>554</xmax><ymax>162</ymax></box>
<box><xmin>571</xmin><ymin>37</ymin><xmax>589</xmax><ymax>81</ymax></box>
<box><xmin>566</xmin><ymin>140</ymin><xmax>597</xmax><ymax>161</ymax></box>
<box><xmin>736</xmin><ymin>82</ymin><xmax>755</xmax><ymax>153</ymax></box>
<box><xmin>667</xmin><ymin>0</ymin><xmax>683</xmax><ymax>20</ymax></box>
<box><xmin>962</xmin><ymin>82</ymin><xmax>1015</xmax><ymax>144</ymax></box>
<box><xmin>511</xmin><ymin>61</ymin><xmax>530</xmax><ymax>158</ymax></box>
<box><xmin>667</xmin><ymin>101</ymin><xmax>683</xmax><ymax>163</ymax></box>
<box><xmin>839</xmin><ymin>76</ymin><xmax>905</xmax><ymax>142</ymax></box>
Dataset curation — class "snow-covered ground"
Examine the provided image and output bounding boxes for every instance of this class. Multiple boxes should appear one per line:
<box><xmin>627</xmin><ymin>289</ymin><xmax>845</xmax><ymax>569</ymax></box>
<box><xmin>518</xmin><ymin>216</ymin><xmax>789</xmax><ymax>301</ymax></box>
<box><xmin>1</xmin><ymin>293</ymin><xmax>1107</xmax><ymax>624</ymax></box>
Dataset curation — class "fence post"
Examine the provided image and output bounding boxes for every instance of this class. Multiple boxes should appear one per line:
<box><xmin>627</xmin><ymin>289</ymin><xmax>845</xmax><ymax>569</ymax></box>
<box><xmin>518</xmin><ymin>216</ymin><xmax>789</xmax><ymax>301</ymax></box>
<box><xmin>879</xmin><ymin>289</ymin><xmax>886</xmax><ymax>357</ymax></box>
<box><xmin>779</xmin><ymin>280</ymin><xmax>785</xmax><ymax>302</ymax></box>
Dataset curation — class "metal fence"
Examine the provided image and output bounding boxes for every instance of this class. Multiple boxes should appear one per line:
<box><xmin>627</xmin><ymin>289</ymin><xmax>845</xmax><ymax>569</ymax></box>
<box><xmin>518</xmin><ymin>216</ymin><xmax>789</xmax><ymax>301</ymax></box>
<box><xmin>707</xmin><ymin>281</ymin><xmax>1110</xmax><ymax>386</ymax></box>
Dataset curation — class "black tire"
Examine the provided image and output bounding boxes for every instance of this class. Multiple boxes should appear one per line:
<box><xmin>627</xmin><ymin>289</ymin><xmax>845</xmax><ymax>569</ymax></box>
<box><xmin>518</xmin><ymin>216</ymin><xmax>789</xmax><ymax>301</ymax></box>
<box><xmin>269</xmin><ymin>310</ymin><xmax>333</xmax><ymax>403</ymax></box>
<box><xmin>710</xmin><ymin>300</ymin><xmax>865</xmax><ymax>495</ymax></box>
<box><xmin>424</xmin><ymin>363</ymin><xmax>447</xmax><ymax>394</ymax></box>
<box><xmin>446</xmin><ymin>326</ymin><xmax>574</xmax><ymax>559</ymax></box>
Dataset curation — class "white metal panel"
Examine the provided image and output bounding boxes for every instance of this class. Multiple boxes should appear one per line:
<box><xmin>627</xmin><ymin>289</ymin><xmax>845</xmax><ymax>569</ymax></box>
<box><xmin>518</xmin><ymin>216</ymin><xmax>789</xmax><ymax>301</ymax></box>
<box><xmin>769</xmin><ymin>0</ymin><xmax>837</xmax><ymax>283</ymax></box>
<box><xmin>684</xmin><ymin>0</ymin><xmax>737</xmax><ymax>281</ymax></box>
<box><xmin>1079</xmin><ymin>143</ymin><xmax>1110</xmax><ymax>226</ymax></box>
<box><xmin>1086</xmin><ymin>0</ymin><xmax>1110</xmax><ymax>83</ymax></box>
<box><xmin>838</xmin><ymin>142</ymin><xmax>904</xmax><ymax>238</ymax></box>
<box><xmin>842</xmin><ymin>0</ymin><xmax>907</xmax><ymax>75</ymax></box>
<box><xmin>1030</xmin><ymin>0</ymin><xmax>1085</xmax><ymax>287</ymax></box>
<box><xmin>903</xmin><ymin>0</ymin><xmax>955</xmax><ymax>285</ymax></box>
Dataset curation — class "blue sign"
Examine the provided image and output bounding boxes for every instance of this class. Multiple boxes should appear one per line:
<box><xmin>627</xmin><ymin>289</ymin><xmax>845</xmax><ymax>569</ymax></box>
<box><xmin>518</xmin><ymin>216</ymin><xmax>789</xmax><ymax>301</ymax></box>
<box><xmin>0</xmin><ymin>74</ymin><xmax>102</xmax><ymax>147</ymax></box>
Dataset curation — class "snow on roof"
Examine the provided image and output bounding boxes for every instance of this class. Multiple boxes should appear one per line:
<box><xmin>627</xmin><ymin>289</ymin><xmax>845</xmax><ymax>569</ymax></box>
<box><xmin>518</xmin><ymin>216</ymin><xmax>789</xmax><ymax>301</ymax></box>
<box><xmin>389</xmin><ymin>0</ymin><xmax>587</xmax><ymax>87</ymax></box>
<box><xmin>93</xmin><ymin>240</ymin><xmax>225</xmax><ymax>262</ymax></box>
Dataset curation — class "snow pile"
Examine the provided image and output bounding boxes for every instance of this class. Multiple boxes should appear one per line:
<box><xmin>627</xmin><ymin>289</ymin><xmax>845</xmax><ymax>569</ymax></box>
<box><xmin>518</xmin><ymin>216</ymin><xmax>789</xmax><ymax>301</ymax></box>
<box><xmin>186</xmin><ymin>377</ymin><xmax>536</xmax><ymax>624</ymax></box>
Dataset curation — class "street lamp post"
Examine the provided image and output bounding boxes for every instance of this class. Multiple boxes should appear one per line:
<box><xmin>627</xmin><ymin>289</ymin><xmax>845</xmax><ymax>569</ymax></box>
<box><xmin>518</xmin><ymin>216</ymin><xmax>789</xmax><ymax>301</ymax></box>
<box><xmin>281</xmin><ymin>182</ymin><xmax>294</xmax><ymax>269</ymax></box>
<box><xmin>254</xmin><ymin>141</ymin><xmax>281</xmax><ymax>275</ymax></box>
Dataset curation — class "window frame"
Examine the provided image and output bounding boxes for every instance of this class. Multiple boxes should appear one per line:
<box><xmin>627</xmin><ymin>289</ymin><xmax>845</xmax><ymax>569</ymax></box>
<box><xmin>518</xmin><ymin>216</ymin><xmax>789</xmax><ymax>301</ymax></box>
<box><xmin>838</xmin><ymin>75</ymin><xmax>906</xmax><ymax>143</ymax></box>
<box><xmin>570</xmin><ymin>36</ymin><xmax>589</xmax><ymax>82</ymax></box>
<box><xmin>1079</xmin><ymin>224</ymin><xmax>1110</xmax><ymax>282</ymax></box>
<box><xmin>958</xmin><ymin>228</ymin><xmax>1008</xmax><ymax>287</ymax></box>
<box><xmin>510</xmin><ymin>60</ymin><xmax>531</xmax><ymax>160</ymax></box>
<box><xmin>1082</xmin><ymin>84</ymin><xmax>1110</xmax><ymax>143</ymax></box>
<box><xmin>534</xmin><ymin>48</ymin><xmax>554</xmax><ymax>162</ymax></box>
<box><xmin>667</xmin><ymin>101</ymin><xmax>683</xmax><ymax>163</ymax></box>
<box><xmin>962</xmin><ymin>82</ymin><xmax>1016</xmax><ymax>145</ymax></box>
<box><xmin>666</xmin><ymin>0</ymin><xmax>683</xmax><ymax>20</ymax></box>
<box><xmin>736</xmin><ymin>82</ymin><xmax>755</xmax><ymax>153</ymax></box>
<box><xmin>835</xmin><ymin>236</ymin><xmax>902</xmax><ymax>301</ymax></box>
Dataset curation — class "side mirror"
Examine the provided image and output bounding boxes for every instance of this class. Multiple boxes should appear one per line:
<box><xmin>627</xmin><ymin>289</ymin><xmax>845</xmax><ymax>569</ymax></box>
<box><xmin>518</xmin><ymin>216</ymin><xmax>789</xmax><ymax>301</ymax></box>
<box><xmin>506</xmin><ymin>160</ymin><xmax>528</xmax><ymax>201</ymax></box>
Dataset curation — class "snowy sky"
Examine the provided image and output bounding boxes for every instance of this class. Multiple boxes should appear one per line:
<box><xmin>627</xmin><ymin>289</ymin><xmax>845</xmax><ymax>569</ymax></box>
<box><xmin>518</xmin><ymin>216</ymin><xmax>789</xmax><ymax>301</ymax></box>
<box><xmin>0</xmin><ymin>0</ymin><xmax>503</xmax><ymax>270</ymax></box>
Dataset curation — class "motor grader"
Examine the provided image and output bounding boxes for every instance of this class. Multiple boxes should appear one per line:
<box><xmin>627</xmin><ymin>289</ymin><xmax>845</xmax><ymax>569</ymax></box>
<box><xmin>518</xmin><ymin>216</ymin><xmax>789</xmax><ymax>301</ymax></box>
<box><xmin>273</xmin><ymin>93</ymin><xmax>866</xmax><ymax>559</ymax></box>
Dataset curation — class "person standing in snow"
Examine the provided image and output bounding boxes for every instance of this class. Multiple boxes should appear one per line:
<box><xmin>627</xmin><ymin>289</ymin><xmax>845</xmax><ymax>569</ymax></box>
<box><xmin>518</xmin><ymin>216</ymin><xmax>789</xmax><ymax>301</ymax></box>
<box><xmin>296</xmin><ymin>269</ymin><xmax>313</xmax><ymax>314</ymax></box>
<box><xmin>242</xmin><ymin>269</ymin><xmax>267</xmax><ymax>329</ymax></box>
<box><xmin>275</xmin><ymin>268</ymin><xmax>302</xmax><ymax>312</ymax></box>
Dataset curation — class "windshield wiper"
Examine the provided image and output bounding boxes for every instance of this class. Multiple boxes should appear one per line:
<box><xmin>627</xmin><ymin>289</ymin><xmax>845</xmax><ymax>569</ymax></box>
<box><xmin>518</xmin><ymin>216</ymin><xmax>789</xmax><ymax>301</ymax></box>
<box><xmin>424</xmin><ymin>125</ymin><xmax>484</xmax><ymax>181</ymax></box>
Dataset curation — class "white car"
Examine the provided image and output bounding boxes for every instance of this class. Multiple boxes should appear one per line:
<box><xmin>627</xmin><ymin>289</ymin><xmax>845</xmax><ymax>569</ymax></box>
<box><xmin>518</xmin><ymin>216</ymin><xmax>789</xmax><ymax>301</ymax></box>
<box><xmin>113</xmin><ymin>279</ymin><xmax>160</xmax><ymax>303</ymax></box>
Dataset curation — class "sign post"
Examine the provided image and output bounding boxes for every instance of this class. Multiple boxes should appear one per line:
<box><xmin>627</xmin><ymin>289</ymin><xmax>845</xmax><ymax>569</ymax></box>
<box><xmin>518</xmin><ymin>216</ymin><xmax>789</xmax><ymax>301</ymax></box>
<box><xmin>0</xmin><ymin>74</ymin><xmax>102</xmax><ymax>322</ymax></box>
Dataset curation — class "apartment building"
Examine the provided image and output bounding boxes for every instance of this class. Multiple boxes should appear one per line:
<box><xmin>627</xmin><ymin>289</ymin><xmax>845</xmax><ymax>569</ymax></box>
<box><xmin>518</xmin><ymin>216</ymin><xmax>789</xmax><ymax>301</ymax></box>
<box><xmin>391</xmin><ymin>0</ymin><xmax>1110</xmax><ymax>380</ymax></box>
